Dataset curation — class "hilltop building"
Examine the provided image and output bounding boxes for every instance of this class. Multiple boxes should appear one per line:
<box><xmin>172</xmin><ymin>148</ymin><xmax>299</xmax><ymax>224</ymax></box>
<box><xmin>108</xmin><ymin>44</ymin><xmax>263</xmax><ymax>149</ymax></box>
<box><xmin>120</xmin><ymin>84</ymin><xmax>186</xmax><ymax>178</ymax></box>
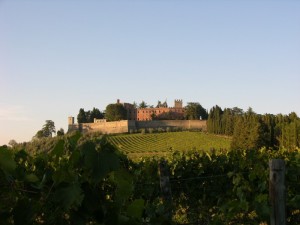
<box><xmin>137</xmin><ymin>99</ymin><xmax>184</xmax><ymax>121</ymax></box>
<box><xmin>116</xmin><ymin>99</ymin><xmax>136</xmax><ymax>120</ymax></box>
<box><xmin>68</xmin><ymin>99</ymin><xmax>206</xmax><ymax>134</ymax></box>
<box><xmin>115</xmin><ymin>99</ymin><xmax>185</xmax><ymax>121</ymax></box>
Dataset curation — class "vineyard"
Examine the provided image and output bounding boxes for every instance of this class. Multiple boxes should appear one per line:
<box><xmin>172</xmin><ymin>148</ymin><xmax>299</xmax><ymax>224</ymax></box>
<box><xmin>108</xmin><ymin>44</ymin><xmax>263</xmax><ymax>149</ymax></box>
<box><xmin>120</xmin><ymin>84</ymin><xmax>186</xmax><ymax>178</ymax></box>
<box><xmin>1</xmin><ymin>131</ymin><xmax>300</xmax><ymax>224</ymax></box>
<box><xmin>107</xmin><ymin>131</ymin><xmax>231</xmax><ymax>159</ymax></box>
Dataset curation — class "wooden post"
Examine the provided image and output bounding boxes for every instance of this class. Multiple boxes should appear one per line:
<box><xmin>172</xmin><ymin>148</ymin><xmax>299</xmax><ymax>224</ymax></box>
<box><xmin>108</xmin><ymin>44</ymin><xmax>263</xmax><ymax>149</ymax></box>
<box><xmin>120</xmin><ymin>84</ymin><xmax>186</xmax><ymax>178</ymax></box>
<box><xmin>158</xmin><ymin>160</ymin><xmax>172</xmax><ymax>220</ymax></box>
<box><xmin>269</xmin><ymin>159</ymin><xmax>286</xmax><ymax>225</ymax></box>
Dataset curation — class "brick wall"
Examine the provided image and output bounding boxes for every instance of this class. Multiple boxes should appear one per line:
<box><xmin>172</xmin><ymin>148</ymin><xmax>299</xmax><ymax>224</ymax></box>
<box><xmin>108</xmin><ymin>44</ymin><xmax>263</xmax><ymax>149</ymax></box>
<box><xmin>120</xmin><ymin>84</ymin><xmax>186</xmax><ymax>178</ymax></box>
<box><xmin>136</xmin><ymin>108</ymin><xmax>185</xmax><ymax>121</ymax></box>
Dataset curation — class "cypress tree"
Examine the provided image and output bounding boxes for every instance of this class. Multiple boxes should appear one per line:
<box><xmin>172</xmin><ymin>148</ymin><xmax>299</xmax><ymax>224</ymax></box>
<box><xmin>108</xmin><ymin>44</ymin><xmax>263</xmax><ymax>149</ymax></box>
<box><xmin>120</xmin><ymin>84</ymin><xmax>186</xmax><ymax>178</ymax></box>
<box><xmin>77</xmin><ymin>108</ymin><xmax>87</xmax><ymax>123</ymax></box>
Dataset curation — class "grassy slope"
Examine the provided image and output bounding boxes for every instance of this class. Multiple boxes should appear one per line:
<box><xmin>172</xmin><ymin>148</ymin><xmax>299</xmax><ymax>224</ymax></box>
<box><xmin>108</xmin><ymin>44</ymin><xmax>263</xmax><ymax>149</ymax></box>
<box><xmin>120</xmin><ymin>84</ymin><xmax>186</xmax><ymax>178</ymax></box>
<box><xmin>107</xmin><ymin>131</ymin><xmax>231</xmax><ymax>159</ymax></box>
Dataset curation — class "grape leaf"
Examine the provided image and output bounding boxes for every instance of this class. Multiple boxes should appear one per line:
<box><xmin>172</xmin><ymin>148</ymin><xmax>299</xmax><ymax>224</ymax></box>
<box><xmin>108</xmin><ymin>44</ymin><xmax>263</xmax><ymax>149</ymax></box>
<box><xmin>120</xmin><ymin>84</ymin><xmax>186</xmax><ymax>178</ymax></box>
<box><xmin>127</xmin><ymin>199</ymin><xmax>144</xmax><ymax>219</ymax></box>
<box><xmin>54</xmin><ymin>182</ymin><xmax>84</xmax><ymax>210</ymax></box>
<box><xmin>0</xmin><ymin>147</ymin><xmax>16</xmax><ymax>173</ymax></box>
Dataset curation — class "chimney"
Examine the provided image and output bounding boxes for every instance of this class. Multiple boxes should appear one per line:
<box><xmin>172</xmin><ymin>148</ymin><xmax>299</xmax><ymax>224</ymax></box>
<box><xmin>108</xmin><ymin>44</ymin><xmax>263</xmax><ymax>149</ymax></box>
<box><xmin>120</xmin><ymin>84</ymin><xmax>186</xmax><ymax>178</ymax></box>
<box><xmin>117</xmin><ymin>99</ymin><xmax>120</xmax><ymax>104</ymax></box>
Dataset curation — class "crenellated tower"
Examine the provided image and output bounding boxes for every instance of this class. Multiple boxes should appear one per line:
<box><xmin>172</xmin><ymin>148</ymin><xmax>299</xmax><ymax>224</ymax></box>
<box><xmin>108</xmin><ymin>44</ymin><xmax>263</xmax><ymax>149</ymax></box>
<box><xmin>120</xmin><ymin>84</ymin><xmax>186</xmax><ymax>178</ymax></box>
<box><xmin>174</xmin><ymin>99</ymin><xmax>183</xmax><ymax>108</ymax></box>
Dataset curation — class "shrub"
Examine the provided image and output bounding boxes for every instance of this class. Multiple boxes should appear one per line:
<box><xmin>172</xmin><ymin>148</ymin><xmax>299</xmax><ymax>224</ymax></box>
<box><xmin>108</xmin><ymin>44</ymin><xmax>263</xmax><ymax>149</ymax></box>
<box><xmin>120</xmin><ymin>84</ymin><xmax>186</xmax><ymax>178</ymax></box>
<box><xmin>157</xmin><ymin>127</ymin><xmax>165</xmax><ymax>133</ymax></box>
<box><xmin>148</xmin><ymin>128</ymin><xmax>154</xmax><ymax>134</ymax></box>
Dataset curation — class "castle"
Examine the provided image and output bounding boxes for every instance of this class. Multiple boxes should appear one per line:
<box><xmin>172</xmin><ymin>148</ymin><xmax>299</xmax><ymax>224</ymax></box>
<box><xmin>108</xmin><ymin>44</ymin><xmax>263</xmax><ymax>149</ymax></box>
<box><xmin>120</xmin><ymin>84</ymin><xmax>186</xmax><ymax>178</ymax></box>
<box><xmin>68</xmin><ymin>99</ymin><xmax>207</xmax><ymax>134</ymax></box>
<box><xmin>118</xmin><ymin>99</ymin><xmax>185</xmax><ymax>121</ymax></box>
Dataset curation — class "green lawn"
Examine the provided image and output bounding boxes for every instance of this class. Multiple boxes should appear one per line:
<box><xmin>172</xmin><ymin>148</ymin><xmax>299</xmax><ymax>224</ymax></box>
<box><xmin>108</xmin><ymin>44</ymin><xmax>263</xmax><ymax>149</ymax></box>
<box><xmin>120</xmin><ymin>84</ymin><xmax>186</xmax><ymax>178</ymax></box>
<box><xmin>107</xmin><ymin>131</ymin><xmax>231</xmax><ymax>159</ymax></box>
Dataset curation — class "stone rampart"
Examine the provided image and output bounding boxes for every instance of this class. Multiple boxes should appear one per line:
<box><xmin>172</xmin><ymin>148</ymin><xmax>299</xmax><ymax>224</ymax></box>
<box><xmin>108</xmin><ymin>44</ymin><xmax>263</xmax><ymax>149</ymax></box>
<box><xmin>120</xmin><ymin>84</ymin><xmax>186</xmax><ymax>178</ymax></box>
<box><xmin>68</xmin><ymin>120</ymin><xmax>135</xmax><ymax>134</ymax></box>
<box><xmin>135</xmin><ymin>120</ymin><xmax>207</xmax><ymax>130</ymax></box>
<box><xmin>68</xmin><ymin>119</ymin><xmax>206</xmax><ymax>134</ymax></box>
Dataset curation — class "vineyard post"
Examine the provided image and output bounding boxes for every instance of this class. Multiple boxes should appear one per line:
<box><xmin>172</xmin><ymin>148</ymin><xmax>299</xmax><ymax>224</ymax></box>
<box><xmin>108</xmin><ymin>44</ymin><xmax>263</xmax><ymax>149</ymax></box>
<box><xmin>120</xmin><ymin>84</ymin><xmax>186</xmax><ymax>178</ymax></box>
<box><xmin>158</xmin><ymin>160</ymin><xmax>173</xmax><ymax>220</ymax></box>
<box><xmin>269</xmin><ymin>159</ymin><xmax>286</xmax><ymax>225</ymax></box>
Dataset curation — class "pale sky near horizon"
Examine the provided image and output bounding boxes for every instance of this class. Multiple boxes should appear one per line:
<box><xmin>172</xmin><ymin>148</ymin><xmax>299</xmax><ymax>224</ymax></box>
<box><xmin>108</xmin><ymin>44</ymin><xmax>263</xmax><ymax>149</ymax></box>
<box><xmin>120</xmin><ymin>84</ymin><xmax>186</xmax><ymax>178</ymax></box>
<box><xmin>0</xmin><ymin>0</ymin><xmax>299</xmax><ymax>145</ymax></box>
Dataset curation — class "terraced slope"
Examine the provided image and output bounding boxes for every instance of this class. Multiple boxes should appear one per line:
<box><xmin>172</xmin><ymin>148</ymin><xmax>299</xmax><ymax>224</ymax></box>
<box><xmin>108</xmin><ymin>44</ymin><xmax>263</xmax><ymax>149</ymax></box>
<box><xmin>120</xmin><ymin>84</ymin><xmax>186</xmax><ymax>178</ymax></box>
<box><xmin>107</xmin><ymin>131</ymin><xmax>231</xmax><ymax>159</ymax></box>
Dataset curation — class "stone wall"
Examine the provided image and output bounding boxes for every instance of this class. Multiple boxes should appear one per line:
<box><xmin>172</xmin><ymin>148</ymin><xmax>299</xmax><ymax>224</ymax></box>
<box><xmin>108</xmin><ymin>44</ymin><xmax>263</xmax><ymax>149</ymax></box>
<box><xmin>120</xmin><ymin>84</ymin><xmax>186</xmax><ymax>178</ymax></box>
<box><xmin>135</xmin><ymin>120</ymin><xmax>207</xmax><ymax>130</ymax></box>
<box><xmin>68</xmin><ymin>119</ymin><xmax>207</xmax><ymax>134</ymax></box>
<box><xmin>68</xmin><ymin>120</ymin><xmax>135</xmax><ymax>134</ymax></box>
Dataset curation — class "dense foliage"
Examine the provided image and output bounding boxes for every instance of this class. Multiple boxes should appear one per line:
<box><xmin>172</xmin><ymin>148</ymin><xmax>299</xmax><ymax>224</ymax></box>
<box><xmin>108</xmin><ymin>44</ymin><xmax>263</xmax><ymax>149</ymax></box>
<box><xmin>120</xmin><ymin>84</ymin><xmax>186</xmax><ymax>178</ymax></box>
<box><xmin>77</xmin><ymin>107</ymin><xmax>104</xmax><ymax>123</ymax></box>
<box><xmin>207</xmin><ymin>106</ymin><xmax>300</xmax><ymax>150</ymax></box>
<box><xmin>105</xmin><ymin>104</ymin><xmax>127</xmax><ymax>121</ymax></box>
<box><xmin>0</xmin><ymin>132</ymin><xmax>152</xmax><ymax>225</ymax></box>
<box><xmin>1</xmin><ymin>132</ymin><xmax>300</xmax><ymax>224</ymax></box>
<box><xmin>139</xmin><ymin>101</ymin><xmax>150</xmax><ymax>109</ymax></box>
<box><xmin>34</xmin><ymin>120</ymin><xmax>56</xmax><ymax>139</ymax></box>
<box><xmin>152</xmin><ymin>111</ymin><xmax>184</xmax><ymax>120</ymax></box>
<box><xmin>184</xmin><ymin>102</ymin><xmax>208</xmax><ymax>120</ymax></box>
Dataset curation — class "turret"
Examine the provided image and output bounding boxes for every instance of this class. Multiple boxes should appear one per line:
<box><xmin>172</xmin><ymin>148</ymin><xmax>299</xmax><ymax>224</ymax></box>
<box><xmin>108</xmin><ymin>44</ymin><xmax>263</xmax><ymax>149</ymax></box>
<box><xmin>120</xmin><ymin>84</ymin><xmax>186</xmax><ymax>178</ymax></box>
<box><xmin>174</xmin><ymin>99</ymin><xmax>183</xmax><ymax>108</ymax></box>
<box><xmin>68</xmin><ymin>116</ymin><xmax>74</xmax><ymax>125</ymax></box>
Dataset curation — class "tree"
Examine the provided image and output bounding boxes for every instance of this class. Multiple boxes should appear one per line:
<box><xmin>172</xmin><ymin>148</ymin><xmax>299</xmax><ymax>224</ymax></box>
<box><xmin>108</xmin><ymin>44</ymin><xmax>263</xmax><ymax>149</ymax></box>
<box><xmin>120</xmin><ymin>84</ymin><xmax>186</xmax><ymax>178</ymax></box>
<box><xmin>77</xmin><ymin>108</ymin><xmax>87</xmax><ymax>123</ymax></box>
<box><xmin>231</xmin><ymin>113</ymin><xmax>267</xmax><ymax>150</ymax></box>
<box><xmin>34</xmin><ymin>130</ymin><xmax>44</xmax><ymax>139</ymax></box>
<box><xmin>85</xmin><ymin>110</ymin><xmax>91</xmax><ymax>123</ymax></box>
<box><xmin>232</xmin><ymin>107</ymin><xmax>244</xmax><ymax>115</ymax></box>
<box><xmin>57</xmin><ymin>128</ymin><xmax>65</xmax><ymax>136</ymax></box>
<box><xmin>42</xmin><ymin>120</ymin><xmax>56</xmax><ymax>137</ymax></box>
<box><xmin>185</xmin><ymin>102</ymin><xmax>208</xmax><ymax>120</ymax></box>
<box><xmin>150</xmin><ymin>112</ymin><xmax>157</xmax><ymax>120</ymax></box>
<box><xmin>139</xmin><ymin>101</ymin><xmax>148</xmax><ymax>109</ymax></box>
<box><xmin>276</xmin><ymin>114</ymin><xmax>300</xmax><ymax>149</ymax></box>
<box><xmin>246</xmin><ymin>107</ymin><xmax>255</xmax><ymax>115</ymax></box>
<box><xmin>207</xmin><ymin>105</ymin><xmax>223</xmax><ymax>134</ymax></box>
<box><xmin>288</xmin><ymin>112</ymin><xmax>298</xmax><ymax>121</ymax></box>
<box><xmin>8</xmin><ymin>139</ymin><xmax>17</xmax><ymax>147</ymax></box>
<box><xmin>221</xmin><ymin>108</ymin><xmax>235</xmax><ymax>136</ymax></box>
<box><xmin>77</xmin><ymin>107</ymin><xmax>104</xmax><ymax>123</ymax></box>
<box><xmin>105</xmin><ymin>103</ymin><xmax>127</xmax><ymax>121</ymax></box>
<box><xmin>132</xmin><ymin>101</ymin><xmax>138</xmax><ymax>108</ymax></box>
<box><xmin>261</xmin><ymin>114</ymin><xmax>277</xmax><ymax>148</ymax></box>
<box><xmin>34</xmin><ymin>120</ymin><xmax>56</xmax><ymax>139</ymax></box>
<box><xmin>87</xmin><ymin>107</ymin><xmax>104</xmax><ymax>122</ymax></box>
<box><xmin>156</xmin><ymin>111</ymin><xmax>184</xmax><ymax>120</ymax></box>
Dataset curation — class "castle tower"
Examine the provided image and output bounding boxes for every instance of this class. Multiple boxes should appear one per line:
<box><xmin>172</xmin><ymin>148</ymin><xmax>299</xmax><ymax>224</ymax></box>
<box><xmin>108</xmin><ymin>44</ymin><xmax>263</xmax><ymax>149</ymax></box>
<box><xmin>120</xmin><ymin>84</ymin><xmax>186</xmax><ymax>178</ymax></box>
<box><xmin>68</xmin><ymin>116</ymin><xmax>74</xmax><ymax>125</ymax></box>
<box><xmin>174</xmin><ymin>99</ymin><xmax>183</xmax><ymax>108</ymax></box>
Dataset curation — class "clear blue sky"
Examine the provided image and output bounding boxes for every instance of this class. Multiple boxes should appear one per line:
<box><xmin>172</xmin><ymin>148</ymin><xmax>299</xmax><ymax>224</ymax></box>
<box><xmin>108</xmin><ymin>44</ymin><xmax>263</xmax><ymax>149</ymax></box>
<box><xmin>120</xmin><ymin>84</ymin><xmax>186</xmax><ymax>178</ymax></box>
<box><xmin>1</xmin><ymin>0</ymin><xmax>299</xmax><ymax>145</ymax></box>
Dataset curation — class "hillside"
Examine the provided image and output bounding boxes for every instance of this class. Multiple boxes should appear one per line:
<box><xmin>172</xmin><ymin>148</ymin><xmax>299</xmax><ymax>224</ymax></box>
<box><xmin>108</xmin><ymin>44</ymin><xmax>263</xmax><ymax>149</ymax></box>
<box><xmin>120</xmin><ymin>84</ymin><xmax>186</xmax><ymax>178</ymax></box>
<box><xmin>2</xmin><ymin>131</ymin><xmax>300</xmax><ymax>224</ymax></box>
<box><xmin>107</xmin><ymin>131</ymin><xmax>231</xmax><ymax>159</ymax></box>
